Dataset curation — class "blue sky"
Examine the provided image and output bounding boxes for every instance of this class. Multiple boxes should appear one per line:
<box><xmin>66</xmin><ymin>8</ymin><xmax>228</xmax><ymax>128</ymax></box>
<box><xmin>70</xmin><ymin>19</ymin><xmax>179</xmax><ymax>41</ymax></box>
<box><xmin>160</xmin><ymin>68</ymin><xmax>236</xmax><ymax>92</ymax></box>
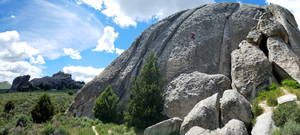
<box><xmin>0</xmin><ymin>0</ymin><xmax>298</xmax><ymax>83</ymax></box>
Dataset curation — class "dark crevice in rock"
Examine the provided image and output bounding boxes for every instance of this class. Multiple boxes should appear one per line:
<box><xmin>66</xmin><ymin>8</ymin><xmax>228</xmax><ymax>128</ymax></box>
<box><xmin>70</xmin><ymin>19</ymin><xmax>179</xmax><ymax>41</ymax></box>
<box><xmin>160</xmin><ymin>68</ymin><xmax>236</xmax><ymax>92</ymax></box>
<box><xmin>259</xmin><ymin>35</ymin><xmax>269</xmax><ymax>57</ymax></box>
<box><xmin>272</xmin><ymin>62</ymin><xmax>291</xmax><ymax>83</ymax></box>
<box><xmin>218</xmin><ymin>3</ymin><xmax>240</xmax><ymax>78</ymax></box>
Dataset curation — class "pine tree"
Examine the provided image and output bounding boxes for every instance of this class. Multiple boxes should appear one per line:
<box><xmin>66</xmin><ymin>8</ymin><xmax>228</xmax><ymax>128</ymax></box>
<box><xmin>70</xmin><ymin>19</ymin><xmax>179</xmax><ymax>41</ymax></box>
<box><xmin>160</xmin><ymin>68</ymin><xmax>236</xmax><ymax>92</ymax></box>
<box><xmin>94</xmin><ymin>85</ymin><xmax>119</xmax><ymax>123</ymax></box>
<box><xmin>31</xmin><ymin>94</ymin><xmax>55</xmax><ymax>123</ymax></box>
<box><xmin>126</xmin><ymin>53</ymin><xmax>164</xmax><ymax>128</ymax></box>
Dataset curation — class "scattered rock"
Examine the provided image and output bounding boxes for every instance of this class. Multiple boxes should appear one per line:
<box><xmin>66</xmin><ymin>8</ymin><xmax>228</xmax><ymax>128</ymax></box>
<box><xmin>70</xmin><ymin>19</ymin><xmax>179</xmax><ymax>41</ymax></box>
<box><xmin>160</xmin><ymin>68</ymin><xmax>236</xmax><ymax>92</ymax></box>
<box><xmin>220</xmin><ymin>90</ymin><xmax>253</xmax><ymax>126</ymax></box>
<box><xmin>164</xmin><ymin>72</ymin><xmax>231</xmax><ymax>118</ymax></box>
<box><xmin>277</xmin><ymin>94</ymin><xmax>297</xmax><ymax>104</ymax></box>
<box><xmin>251</xmin><ymin>111</ymin><xmax>277</xmax><ymax>135</ymax></box>
<box><xmin>180</xmin><ymin>93</ymin><xmax>220</xmax><ymax>134</ymax></box>
<box><xmin>10</xmin><ymin>75</ymin><xmax>32</xmax><ymax>92</ymax></box>
<box><xmin>267</xmin><ymin>37</ymin><xmax>300</xmax><ymax>83</ymax></box>
<box><xmin>185</xmin><ymin>126</ymin><xmax>211</xmax><ymax>135</ymax></box>
<box><xmin>231</xmin><ymin>41</ymin><xmax>272</xmax><ymax>100</ymax></box>
<box><xmin>144</xmin><ymin>117</ymin><xmax>182</xmax><ymax>135</ymax></box>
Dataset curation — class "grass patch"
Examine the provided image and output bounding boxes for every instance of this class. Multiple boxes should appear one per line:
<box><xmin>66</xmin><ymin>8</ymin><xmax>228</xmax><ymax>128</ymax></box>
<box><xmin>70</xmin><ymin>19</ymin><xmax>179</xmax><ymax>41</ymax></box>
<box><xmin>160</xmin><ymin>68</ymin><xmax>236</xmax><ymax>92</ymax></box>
<box><xmin>254</xmin><ymin>83</ymin><xmax>283</xmax><ymax>106</ymax></box>
<box><xmin>272</xmin><ymin>102</ymin><xmax>300</xmax><ymax>127</ymax></box>
<box><xmin>282</xmin><ymin>79</ymin><xmax>300</xmax><ymax>100</ymax></box>
<box><xmin>95</xmin><ymin>123</ymin><xmax>138</xmax><ymax>135</ymax></box>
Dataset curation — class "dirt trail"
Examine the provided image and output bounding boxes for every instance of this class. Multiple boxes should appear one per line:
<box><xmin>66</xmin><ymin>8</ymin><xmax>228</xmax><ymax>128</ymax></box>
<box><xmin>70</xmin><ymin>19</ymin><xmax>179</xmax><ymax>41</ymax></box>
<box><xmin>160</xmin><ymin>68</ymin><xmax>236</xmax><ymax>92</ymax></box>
<box><xmin>92</xmin><ymin>126</ymin><xmax>99</xmax><ymax>135</ymax></box>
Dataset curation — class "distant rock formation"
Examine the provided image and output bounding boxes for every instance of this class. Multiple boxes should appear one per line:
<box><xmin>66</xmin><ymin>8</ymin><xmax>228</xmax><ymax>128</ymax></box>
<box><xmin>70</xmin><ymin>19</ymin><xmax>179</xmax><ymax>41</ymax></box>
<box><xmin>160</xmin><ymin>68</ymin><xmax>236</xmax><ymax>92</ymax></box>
<box><xmin>10</xmin><ymin>72</ymin><xmax>84</xmax><ymax>91</ymax></box>
<box><xmin>30</xmin><ymin>71</ymin><xmax>85</xmax><ymax>90</ymax></box>
<box><xmin>10</xmin><ymin>75</ymin><xmax>32</xmax><ymax>92</ymax></box>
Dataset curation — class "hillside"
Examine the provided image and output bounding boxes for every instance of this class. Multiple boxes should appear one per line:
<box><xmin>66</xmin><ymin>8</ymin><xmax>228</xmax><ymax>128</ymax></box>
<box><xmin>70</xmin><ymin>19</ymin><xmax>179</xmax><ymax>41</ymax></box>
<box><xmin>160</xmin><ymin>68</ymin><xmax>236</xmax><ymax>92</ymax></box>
<box><xmin>0</xmin><ymin>81</ymin><xmax>11</xmax><ymax>90</ymax></box>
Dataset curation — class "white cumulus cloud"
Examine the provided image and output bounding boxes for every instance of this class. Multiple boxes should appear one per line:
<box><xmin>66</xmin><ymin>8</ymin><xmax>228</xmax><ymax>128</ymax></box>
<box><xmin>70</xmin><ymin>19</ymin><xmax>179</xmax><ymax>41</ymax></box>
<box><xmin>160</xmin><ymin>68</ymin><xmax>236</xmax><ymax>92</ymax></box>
<box><xmin>84</xmin><ymin>0</ymin><xmax>214</xmax><ymax>27</ymax></box>
<box><xmin>78</xmin><ymin>0</ymin><xmax>103</xmax><ymax>10</ymax></box>
<box><xmin>63</xmin><ymin>65</ymin><xmax>104</xmax><ymax>83</ymax></box>
<box><xmin>63</xmin><ymin>48</ymin><xmax>82</xmax><ymax>60</ymax></box>
<box><xmin>115</xmin><ymin>48</ymin><xmax>124</xmax><ymax>55</ymax></box>
<box><xmin>0</xmin><ymin>31</ymin><xmax>43</xmax><ymax>83</ymax></box>
<box><xmin>93</xmin><ymin>26</ymin><xmax>119</xmax><ymax>54</ymax></box>
<box><xmin>265</xmin><ymin>0</ymin><xmax>300</xmax><ymax>27</ymax></box>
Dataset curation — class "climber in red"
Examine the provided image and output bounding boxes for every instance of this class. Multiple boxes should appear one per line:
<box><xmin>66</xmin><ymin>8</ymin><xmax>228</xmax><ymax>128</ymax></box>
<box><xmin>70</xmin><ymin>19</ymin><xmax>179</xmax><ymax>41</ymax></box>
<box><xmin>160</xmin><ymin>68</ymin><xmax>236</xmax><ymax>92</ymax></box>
<box><xmin>191</xmin><ymin>33</ymin><xmax>196</xmax><ymax>40</ymax></box>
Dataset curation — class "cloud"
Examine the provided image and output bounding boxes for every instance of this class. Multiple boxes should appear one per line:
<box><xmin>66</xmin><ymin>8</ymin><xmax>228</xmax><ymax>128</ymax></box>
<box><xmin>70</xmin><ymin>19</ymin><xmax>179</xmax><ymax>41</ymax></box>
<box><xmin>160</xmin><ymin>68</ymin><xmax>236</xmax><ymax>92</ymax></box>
<box><xmin>63</xmin><ymin>65</ymin><xmax>104</xmax><ymax>83</ymax></box>
<box><xmin>0</xmin><ymin>0</ymin><xmax>103</xmax><ymax>60</ymax></box>
<box><xmin>78</xmin><ymin>0</ymin><xmax>103</xmax><ymax>10</ymax></box>
<box><xmin>93</xmin><ymin>26</ymin><xmax>119</xmax><ymax>53</ymax></box>
<box><xmin>115</xmin><ymin>48</ymin><xmax>124</xmax><ymax>55</ymax></box>
<box><xmin>99</xmin><ymin>0</ymin><xmax>214</xmax><ymax>27</ymax></box>
<box><xmin>265</xmin><ymin>0</ymin><xmax>300</xmax><ymax>27</ymax></box>
<box><xmin>0</xmin><ymin>31</ymin><xmax>43</xmax><ymax>83</ymax></box>
<box><xmin>63</xmin><ymin>48</ymin><xmax>82</xmax><ymax>60</ymax></box>
<box><xmin>30</xmin><ymin>55</ymin><xmax>45</xmax><ymax>64</ymax></box>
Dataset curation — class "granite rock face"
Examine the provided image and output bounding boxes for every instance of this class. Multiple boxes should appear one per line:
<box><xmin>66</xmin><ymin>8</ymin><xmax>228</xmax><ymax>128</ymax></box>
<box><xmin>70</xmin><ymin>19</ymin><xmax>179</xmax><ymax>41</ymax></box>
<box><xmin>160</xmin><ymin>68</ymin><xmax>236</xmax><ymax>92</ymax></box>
<box><xmin>10</xmin><ymin>75</ymin><xmax>31</xmax><ymax>92</ymax></box>
<box><xmin>251</xmin><ymin>112</ymin><xmax>277</xmax><ymax>135</ymax></box>
<box><xmin>180</xmin><ymin>94</ymin><xmax>220</xmax><ymax>134</ymax></box>
<box><xmin>144</xmin><ymin>117</ymin><xmax>182</xmax><ymax>135</ymax></box>
<box><xmin>69</xmin><ymin>2</ymin><xmax>269</xmax><ymax>117</ymax></box>
<box><xmin>164</xmin><ymin>72</ymin><xmax>230</xmax><ymax>118</ymax></box>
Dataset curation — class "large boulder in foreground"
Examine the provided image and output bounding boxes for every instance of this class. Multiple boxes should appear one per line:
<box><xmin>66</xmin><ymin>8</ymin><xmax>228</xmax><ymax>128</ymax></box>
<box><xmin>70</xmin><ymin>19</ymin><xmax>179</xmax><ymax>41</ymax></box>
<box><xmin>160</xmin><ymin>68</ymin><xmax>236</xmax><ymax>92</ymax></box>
<box><xmin>180</xmin><ymin>93</ymin><xmax>220</xmax><ymax>134</ymax></box>
<box><xmin>68</xmin><ymin>2</ymin><xmax>300</xmax><ymax>118</ymax></box>
<box><xmin>231</xmin><ymin>40</ymin><xmax>272</xmax><ymax>100</ymax></box>
<box><xmin>220</xmin><ymin>90</ymin><xmax>253</xmax><ymax>126</ymax></box>
<box><xmin>144</xmin><ymin>117</ymin><xmax>182</xmax><ymax>135</ymax></box>
<box><xmin>164</xmin><ymin>71</ymin><xmax>231</xmax><ymax>118</ymax></box>
<box><xmin>186</xmin><ymin>119</ymin><xmax>248</xmax><ymax>135</ymax></box>
<box><xmin>30</xmin><ymin>72</ymin><xmax>85</xmax><ymax>90</ymax></box>
<box><xmin>10</xmin><ymin>75</ymin><xmax>31</xmax><ymax>92</ymax></box>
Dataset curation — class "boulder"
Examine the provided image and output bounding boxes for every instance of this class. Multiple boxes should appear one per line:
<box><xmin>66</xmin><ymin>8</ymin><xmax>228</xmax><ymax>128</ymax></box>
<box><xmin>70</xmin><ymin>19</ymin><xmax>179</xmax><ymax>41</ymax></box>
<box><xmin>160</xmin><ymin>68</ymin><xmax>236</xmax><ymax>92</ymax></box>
<box><xmin>257</xmin><ymin>18</ymin><xmax>288</xmax><ymax>43</ymax></box>
<box><xmin>30</xmin><ymin>72</ymin><xmax>85</xmax><ymax>90</ymax></box>
<box><xmin>180</xmin><ymin>93</ymin><xmax>220</xmax><ymax>134</ymax></box>
<box><xmin>251</xmin><ymin>112</ymin><xmax>277</xmax><ymax>135</ymax></box>
<box><xmin>246</xmin><ymin>29</ymin><xmax>263</xmax><ymax>45</ymax></box>
<box><xmin>267</xmin><ymin>37</ymin><xmax>300</xmax><ymax>83</ymax></box>
<box><xmin>185</xmin><ymin>119</ymin><xmax>248</xmax><ymax>135</ymax></box>
<box><xmin>231</xmin><ymin>41</ymin><xmax>272</xmax><ymax>100</ymax></box>
<box><xmin>10</xmin><ymin>75</ymin><xmax>32</xmax><ymax>92</ymax></box>
<box><xmin>144</xmin><ymin>117</ymin><xmax>182</xmax><ymax>135</ymax></box>
<box><xmin>277</xmin><ymin>94</ymin><xmax>297</xmax><ymax>104</ymax></box>
<box><xmin>164</xmin><ymin>71</ymin><xmax>231</xmax><ymax>118</ymax></box>
<box><xmin>220</xmin><ymin>90</ymin><xmax>252</xmax><ymax>126</ymax></box>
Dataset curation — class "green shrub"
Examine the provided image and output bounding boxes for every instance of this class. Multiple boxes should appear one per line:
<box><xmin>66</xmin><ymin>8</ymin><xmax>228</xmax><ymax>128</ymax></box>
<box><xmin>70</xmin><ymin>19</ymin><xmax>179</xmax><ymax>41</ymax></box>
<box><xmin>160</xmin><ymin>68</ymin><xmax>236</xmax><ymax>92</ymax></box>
<box><xmin>15</xmin><ymin>114</ymin><xmax>32</xmax><ymax>128</ymax></box>
<box><xmin>272</xmin><ymin>102</ymin><xmax>300</xmax><ymax>127</ymax></box>
<box><xmin>281</xmin><ymin>120</ymin><xmax>300</xmax><ymax>135</ymax></box>
<box><xmin>43</xmin><ymin>125</ymin><xmax>69</xmax><ymax>135</ymax></box>
<box><xmin>272</xmin><ymin>129</ymin><xmax>281</xmax><ymax>135</ymax></box>
<box><xmin>67</xmin><ymin>91</ymin><xmax>74</xmax><ymax>96</ymax></box>
<box><xmin>4</xmin><ymin>101</ymin><xmax>15</xmax><ymax>113</ymax></box>
<box><xmin>94</xmin><ymin>85</ymin><xmax>119</xmax><ymax>123</ymax></box>
<box><xmin>251</xmin><ymin>101</ymin><xmax>263</xmax><ymax>118</ymax></box>
<box><xmin>282</xmin><ymin>79</ymin><xmax>300</xmax><ymax>89</ymax></box>
<box><xmin>266</xmin><ymin>83</ymin><xmax>279</xmax><ymax>91</ymax></box>
<box><xmin>31</xmin><ymin>94</ymin><xmax>55</xmax><ymax>123</ymax></box>
<box><xmin>126</xmin><ymin>53</ymin><xmax>165</xmax><ymax>129</ymax></box>
<box><xmin>0</xmin><ymin>128</ymin><xmax>9</xmax><ymax>135</ymax></box>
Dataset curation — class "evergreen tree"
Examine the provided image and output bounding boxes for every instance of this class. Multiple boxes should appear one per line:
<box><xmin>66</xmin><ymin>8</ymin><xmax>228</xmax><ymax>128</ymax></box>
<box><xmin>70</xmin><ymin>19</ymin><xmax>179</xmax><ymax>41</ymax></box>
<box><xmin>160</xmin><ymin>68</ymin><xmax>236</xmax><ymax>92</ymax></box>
<box><xmin>126</xmin><ymin>53</ymin><xmax>164</xmax><ymax>128</ymax></box>
<box><xmin>94</xmin><ymin>85</ymin><xmax>119</xmax><ymax>123</ymax></box>
<box><xmin>31</xmin><ymin>94</ymin><xmax>55</xmax><ymax>123</ymax></box>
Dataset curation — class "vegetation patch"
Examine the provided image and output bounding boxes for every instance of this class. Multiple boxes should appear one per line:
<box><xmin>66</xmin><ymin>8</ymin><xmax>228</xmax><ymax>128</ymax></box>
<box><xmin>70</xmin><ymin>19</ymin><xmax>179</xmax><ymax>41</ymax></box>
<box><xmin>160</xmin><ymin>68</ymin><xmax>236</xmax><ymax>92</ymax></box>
<box><xmin>272</xmin><ymin>102</ymin><xmax>300</xmax><ymax>127</ymax></box>
<box><xmin>282</xmin><ymin>79</ymin><xmax>300</xmax><ymax>100</ymax></box>
<box><xmin>254</xmin><ymin>83</ymin><xmax>283</xmax><ymax>106</ymax></box>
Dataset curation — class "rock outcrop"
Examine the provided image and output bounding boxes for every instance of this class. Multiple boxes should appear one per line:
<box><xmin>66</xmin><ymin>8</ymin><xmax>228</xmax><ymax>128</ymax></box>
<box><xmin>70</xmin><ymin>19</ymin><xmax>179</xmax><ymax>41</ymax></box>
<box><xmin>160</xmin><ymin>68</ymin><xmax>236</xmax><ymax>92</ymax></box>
<box><xmin>164</xmin><ymin>72</ymin><xmax>230</xmax><ymax>118</ymax></box>
<box><xmin>144</xmin><ymin>117</ymin><xmax>182</xmax><ymax>135</ymax></box>
<box><xmin>220</xmin><ymin>90</ymin><xmax>252</xmax><ymax>126</ymax></box>
<box><xmin>180</xmin><ymin>93</ymin><xmax>220</xmax><ymax>134</ymax></box>
<box><xmin>10</xmin><ymin>75</ymin><xmax>32</xmax><ymax>92</ymax></box>
<box><xmin>185</xmin><ymin>119</ymin><xmax>248</xmax><ymax>135</ymax></box>
<box><xmin>69</xmin><ymin>2</ymin><xmax>272</xmax><ymax>118</ymax></box>
<box><xmin>30</xmin><ymin>72</ymin><xmax>85</xmax><ymax>90</ymax></box>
